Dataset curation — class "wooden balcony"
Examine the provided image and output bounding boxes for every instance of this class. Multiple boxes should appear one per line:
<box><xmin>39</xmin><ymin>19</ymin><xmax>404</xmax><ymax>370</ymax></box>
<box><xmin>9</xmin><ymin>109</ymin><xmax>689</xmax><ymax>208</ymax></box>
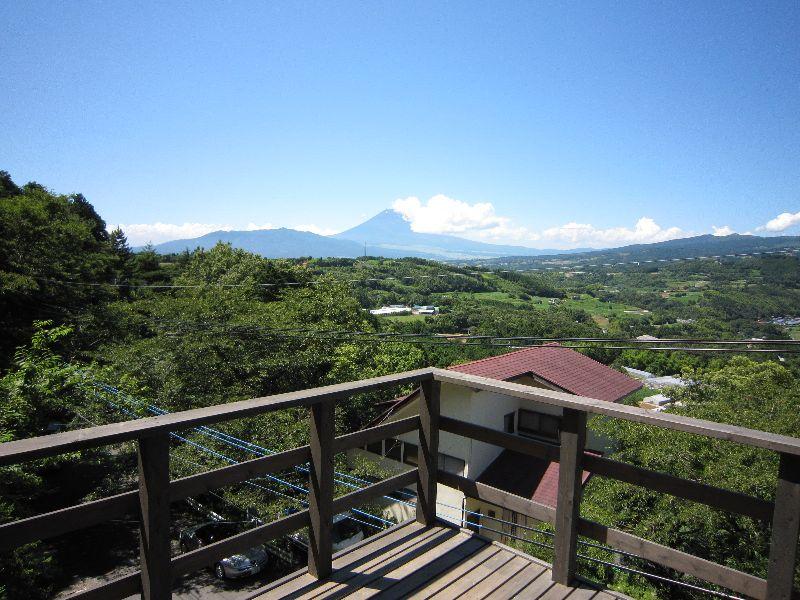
<box><xmin>1</xmin><ymin>368</ymin><xmax>799</xmax><ymax>600</ymax></box>
<box><xmin>249</xmin><ymin>520</ymin><xmax>628</xmax><ymax>599</ymax></box>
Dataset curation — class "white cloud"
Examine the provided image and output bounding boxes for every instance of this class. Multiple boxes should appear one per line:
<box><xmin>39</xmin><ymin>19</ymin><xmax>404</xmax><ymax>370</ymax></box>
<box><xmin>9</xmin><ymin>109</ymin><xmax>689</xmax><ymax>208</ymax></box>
<box><xmin>392</xmin><ymin>194</ymin><xmax>530</xmax><ymax>241</ymax></box>
<box><xmin>244</xmin><ymin>222</ymin><xmax>275</xmax><ymax>231</ymax></box>
<box><xmin>294</xmin><ymin>224</ymin><xmax>339</xmax><ymax>236</ymax></box>
<box><xmin>114</xmin><ymin>221</ymin><xmax>274</xmax><ymax>245</ymax></box>
<box><xmin>540</xmin><ymin>217</ymin><xmax>686</xmax><ymax>248</ymax></box>
<box><xmin>712</xmin><ymin>225</ymin><xmax>735</xmax><ymax>236</ymax></box>
<box><xmin>391</xmin><ymin>194</ymin><xmax>690</xmax><ymax>249</ymax></box>
<box><xmin>757</xmin><ymin>211</ymin><xmax>800</xmax><ymax>232</ymax></box>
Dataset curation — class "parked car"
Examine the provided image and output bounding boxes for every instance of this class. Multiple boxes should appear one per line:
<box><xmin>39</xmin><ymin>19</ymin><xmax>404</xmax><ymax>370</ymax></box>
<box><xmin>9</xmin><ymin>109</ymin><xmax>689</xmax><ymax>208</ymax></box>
<box><xmin>288</xmin><ymin>512</ymin><xmax>365</xmax><ymax>555</ymax></box>
<box><xmin>179</xmin><ymin>521</ymin><xmax>269</xmax><ymax>579</ymax></box>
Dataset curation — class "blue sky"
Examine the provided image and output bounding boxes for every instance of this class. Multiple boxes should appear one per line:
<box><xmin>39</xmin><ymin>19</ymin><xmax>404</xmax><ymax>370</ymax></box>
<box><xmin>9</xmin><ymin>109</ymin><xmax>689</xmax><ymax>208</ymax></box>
<box><xmin>1</xmin><ymin>1</ymin><xmax>798</xmax><ymax>248</ymax></box>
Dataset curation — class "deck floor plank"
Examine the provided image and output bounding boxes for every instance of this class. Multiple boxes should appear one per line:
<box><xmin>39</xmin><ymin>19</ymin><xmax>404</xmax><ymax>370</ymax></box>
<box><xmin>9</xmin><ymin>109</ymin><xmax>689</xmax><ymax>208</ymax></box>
<box><xmin>404</xmin><ymin>546</ymin><xmax>504</xmax><ymax>600</ymax></box>
<box><xmin>245</xmin><ymin>522</ymin><xmax>628</xmax><ymax>600</ymax></box>
<box><xmin>287</xmin><ymin>527</ymin><xmax>454</xmax><ymax>600</ymax></box>
<box><xmin>371</xmin><ymin>537</ymin><xmax>488</xmax><ymax>599</ymax></box>
<box><xmin>534</xmin><ymin>581</ymin><xmax>583</xmax><ymax>600</ymax></box>
<box><xmin>467</xmin><ymin>556</ymin><xmax>533</xmax><ymax>599</ymax></box>
<box><xmin>425</xmin><ymin>550</ymin><xmax>519</xmax><ymax>599</ymax></box>
<box><xmin>486</xmin><ymin>564</ymin><xmax>552</xmax><ymax>600</ymax></box>
<box><xmin>248</xmin><ymin>521</ymin><xmax>432</xmax><ymax>599</ymax></box>
<box><xmin>345</xmin><ymin>530</ymin><xmax>484</xmax><ymax>599</ymax></box>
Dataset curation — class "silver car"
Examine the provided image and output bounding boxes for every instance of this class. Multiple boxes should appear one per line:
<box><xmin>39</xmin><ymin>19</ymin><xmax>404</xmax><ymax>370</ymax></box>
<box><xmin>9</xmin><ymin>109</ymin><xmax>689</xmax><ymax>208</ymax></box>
<box><xmin>179</xmin><ymin>521</ymin><xmax>269</xmax><ymax>579</ymax></box>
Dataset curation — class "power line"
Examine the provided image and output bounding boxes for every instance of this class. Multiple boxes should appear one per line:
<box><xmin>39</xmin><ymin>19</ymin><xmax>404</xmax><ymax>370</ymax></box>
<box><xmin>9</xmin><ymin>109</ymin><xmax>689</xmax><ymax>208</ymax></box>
<box><xmin>132</xmin><ymin>317</ymin><xmax>800</xmax><ymax>347</ymax></box>
<box><xmin>436</xmin><ymin>515</ymin><xmax>745</xmax><ymax>600</ymax></box>
<box><xmin>152</xmin><ymin>327</ymin><xmax>800</xmax><ymax>354</ymax></box>
<box><xmin>473</xmin><ymin>247</ymin><xmax>799</xmax><ymax>273</ymax></box>
<box><xmin>33</xmin><ymin>245</ymin><xmax>800</xmax><ymax>291</ymax></box>
<box><xmin>147</xmin><ymin>320</ymin><xmax>800</xmax><ymax>346</ymax></box>
<box><xmin>92</xmin><ymin>384</ymin><xmax>399</xmax><ymax>529</ymax></box>
<box><xmin>34</xmin><ymin>269</ymin><xmax>490</xmax><ymax>290</ymax></box>
<box><xmin>85</xmin><ymin>381</ymin><xmax>753</xmax><ymax>598</ymax></box>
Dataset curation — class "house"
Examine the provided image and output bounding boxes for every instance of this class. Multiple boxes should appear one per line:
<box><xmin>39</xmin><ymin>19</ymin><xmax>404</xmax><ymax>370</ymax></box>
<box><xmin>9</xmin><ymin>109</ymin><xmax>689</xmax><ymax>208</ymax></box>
<box><xmin>369</xmin><ymin>305</ymin><xmax>412</xmax><ymax>316</ymax></box>
<box><xmin>412</xmin><ymin>305</ymin><xmax>439</xmax><ymax>315</ymax></box>
<box><xmin>350</xmin><ymin>344</ymin><xmax>642</xmax><ymax>540</ymax></box>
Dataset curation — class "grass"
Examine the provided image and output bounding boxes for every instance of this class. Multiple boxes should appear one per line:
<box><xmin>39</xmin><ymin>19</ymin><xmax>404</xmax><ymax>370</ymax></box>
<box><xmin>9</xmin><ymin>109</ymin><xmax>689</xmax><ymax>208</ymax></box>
<box><xmin>438</xmin><ymin>291</ymin><xmax>646</xmax><ymax>325</ymax></box>
<box><xmin>560</xmin><ymin>295</ymin><xmax>645</xmax><ymax>318</ymax></box>
<box><xmin>383</xmin><ymin>314</ymin><xmax>427</xmax><ymax>323</ymax></box>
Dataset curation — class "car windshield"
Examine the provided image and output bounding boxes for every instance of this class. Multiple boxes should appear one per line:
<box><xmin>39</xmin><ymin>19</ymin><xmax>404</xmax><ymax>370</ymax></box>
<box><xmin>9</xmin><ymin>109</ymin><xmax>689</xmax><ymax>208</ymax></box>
<box><xmin>196</xmin><ymin>522</ymin><xmax>245</xmax><ymax>544</ymax></box>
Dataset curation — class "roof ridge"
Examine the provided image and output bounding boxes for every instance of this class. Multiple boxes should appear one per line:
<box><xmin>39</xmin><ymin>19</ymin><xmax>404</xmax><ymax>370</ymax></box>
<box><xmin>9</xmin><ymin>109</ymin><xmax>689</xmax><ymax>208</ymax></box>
<box><xmin>448</xmin><ymin>343</ymin><xmax>562</xmax><ymax>371</ymax></box>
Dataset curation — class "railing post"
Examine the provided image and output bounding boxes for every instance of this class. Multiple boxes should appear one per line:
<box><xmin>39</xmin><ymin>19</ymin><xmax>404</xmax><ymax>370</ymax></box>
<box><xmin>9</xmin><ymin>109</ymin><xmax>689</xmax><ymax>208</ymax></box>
<box><xmin>417</xmin><ymin>379</ymin><xmax>440</xmax><ymax>526</ymax></box>
<box><xmin>138</xmin><ymin>433</ymin><xmax>172</xmax><ymax>600</ymax></box>
<box><xmin>552</xmin><ymin>408</ymin><xmax>587</xmax><ymax>585</ymax></box>
<box><xmin>766</xmin><ymin>453</ymin><xmax>800</xmax><ymax>600</ymax></box>
<box><xmin>308</xmin><ymin>400</ymin><xmax>334</xmax><ymax>579</ymax></box>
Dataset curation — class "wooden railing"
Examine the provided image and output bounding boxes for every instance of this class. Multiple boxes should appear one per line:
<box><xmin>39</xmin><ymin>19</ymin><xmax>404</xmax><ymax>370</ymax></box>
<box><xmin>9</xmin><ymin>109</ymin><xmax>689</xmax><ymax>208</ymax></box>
<box><xmin>0</xmin><ymin>367</ymin><xmax>798</xmax><ymax>599</ymax></box>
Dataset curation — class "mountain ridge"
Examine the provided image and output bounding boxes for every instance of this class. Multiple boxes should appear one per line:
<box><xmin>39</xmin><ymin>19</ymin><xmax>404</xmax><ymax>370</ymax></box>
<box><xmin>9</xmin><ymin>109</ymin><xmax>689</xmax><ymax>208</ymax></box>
<box><xmin>332</xmin><ymin>209</ymin><xmax>570</xmax><ymax>258</ymax></box>
<box><xmin>461</xmin><ymin>233</ymin><xmax>800</xmax><ymax>269</ymax></box>
<box><xmin>142</xmin><ymin>210</ymin><xmax>800</xmax><ymax>264</ymax></box>
<box><xmin>144</xmin><ymin>209</ymin><xmax>571</xmax><ymax>259</ymax></box>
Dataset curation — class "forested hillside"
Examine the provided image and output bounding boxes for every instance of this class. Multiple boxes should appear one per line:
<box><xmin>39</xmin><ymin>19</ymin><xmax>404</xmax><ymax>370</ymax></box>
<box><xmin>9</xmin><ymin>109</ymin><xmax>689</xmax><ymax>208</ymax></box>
<box><xmin>1</xmin><ymin>172</ymin><xmax>799</xmax><ymax>598</ymax></box>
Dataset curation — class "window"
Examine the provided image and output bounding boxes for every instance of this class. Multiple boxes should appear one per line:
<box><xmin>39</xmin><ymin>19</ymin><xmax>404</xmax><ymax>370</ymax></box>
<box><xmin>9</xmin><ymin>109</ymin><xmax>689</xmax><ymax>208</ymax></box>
<box><xmin>403</xmin><ymin>442</ymin><xmax>418</xmax><ymax>466</ymax></box>
<box><xmin>365</xmin><ymin>440</ymin><xmax>383</xmax><ymax>455</ymax></box>
<box><xmin>518</xmin><ymin>409</ymin><xmax>561</xmax><ymax>441</ymax></box>
<box><xmin>385</xmin><ymin>438</ymin><xmax>402</xmax><ymax>462</ymax></box>
<box><xmin>467</xmin><ymin>509</ymin><xmax>482</xmax><ymax>533</ymax></box>
<box><xmin>503</xmin><ymin>412</ymin><xmax>515</xmax><ymax>434</ymax></box>
<box><xmin>438</xmin><ymin>453</ymin><xmax>466</xmax><ymax>476</ymax></box>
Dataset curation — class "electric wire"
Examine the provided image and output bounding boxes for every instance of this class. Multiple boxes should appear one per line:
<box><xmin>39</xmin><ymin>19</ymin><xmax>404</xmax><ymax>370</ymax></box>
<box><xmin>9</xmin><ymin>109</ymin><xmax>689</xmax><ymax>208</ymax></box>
<box><xmin>84</xmin><ymin>386</ymin><xmax>756</xmax><ymax>597</ymax></box>
<box><xmin>437</xmin><ymin>515</ymin><xmax>744</xmax><ymax>600</ymax></box>
<box><xmin>31</xmin><ymin>245</ymin><xmax>800</xmax><ymax>290</ymax></box>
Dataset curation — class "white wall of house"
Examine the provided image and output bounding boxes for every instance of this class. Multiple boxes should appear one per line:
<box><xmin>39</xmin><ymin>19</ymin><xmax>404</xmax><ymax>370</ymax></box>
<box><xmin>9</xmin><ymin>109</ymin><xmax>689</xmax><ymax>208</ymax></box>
<box><xmin>348</xmin><ymin>373</ymin><xmax>620</xmax><ymax>530</ymax></box>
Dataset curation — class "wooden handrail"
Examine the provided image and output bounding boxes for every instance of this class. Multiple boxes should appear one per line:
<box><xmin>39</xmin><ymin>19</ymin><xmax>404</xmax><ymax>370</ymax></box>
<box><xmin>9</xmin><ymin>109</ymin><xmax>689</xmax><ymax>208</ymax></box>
<box><xmin>438</xmin><ymin>470</ymin><xmax>771</xmax><ymax>599</ymax></box>
<box><xmin>416</xmin><ymin>379</ymin><xmax>440</xmax><ymax>526</ymax></box>
<box><xmin>1</xmin><ymin>367</ymin><xmax>798</xmax><ymax>599</ymax></box>
<box><xmin>439</xmin><ymin>415</ymin><xmax>775</xmax><ymax>521</ymax></box>
<box><xmin>552</xmin><ymin>408</ymin><xmax>586</xmax><ymax>584</ymax></box>
<box><xmin>0</xmin><ymin>417</ymin><xmax>418</xmax><ymax>552</ymax></box>
<box><xmin>0</xmin><ymin>369</ymin><xmax>434</xmax><ymax>466</ymax></box>
<box><xmin>63</xmin><ymin>470</ymin><xmax>418</xmax><ymax>599</ymax></box>
<box><xmin>433</xmin><ymin>368</ymin><xmax>800</xmax><ymax>456</ymax></box>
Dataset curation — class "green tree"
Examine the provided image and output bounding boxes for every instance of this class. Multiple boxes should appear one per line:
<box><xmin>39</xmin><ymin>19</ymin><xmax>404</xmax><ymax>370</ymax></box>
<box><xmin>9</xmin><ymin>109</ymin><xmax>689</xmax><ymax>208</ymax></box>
<box><xmin>582</xmin><ymin>358</ymin><xmax>800</xmax><ymax>596</ymax></box>
<box><xmin>0</xmin><ymin>324</ymin><xmax>102</xmax><ymax>599</ymax></box>
<box><xmin>0</xmin><ymin>175</ymin><xmax>115</xmax><ymax>367</ymax></box>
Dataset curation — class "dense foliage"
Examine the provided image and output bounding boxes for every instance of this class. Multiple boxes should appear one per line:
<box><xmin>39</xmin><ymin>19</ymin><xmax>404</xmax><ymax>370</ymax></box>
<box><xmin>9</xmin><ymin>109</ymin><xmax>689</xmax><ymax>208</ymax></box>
<box><xmin>1</xmin><ymin>171</ymin><xmax>799</xmax><ymax>598</ymax></box>
<box><xmin>583</xmin><ymin>359</ymin><xmax>800</xmax><ymax>595</ymax></box>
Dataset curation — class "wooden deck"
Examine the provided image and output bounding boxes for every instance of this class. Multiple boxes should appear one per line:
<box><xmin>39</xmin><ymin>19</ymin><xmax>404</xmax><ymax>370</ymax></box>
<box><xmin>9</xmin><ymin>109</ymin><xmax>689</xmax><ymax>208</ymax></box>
<box><xmin>245</xmin><ymin>521</ymin><xmax>628</xmax><ymax>600</ymax></box>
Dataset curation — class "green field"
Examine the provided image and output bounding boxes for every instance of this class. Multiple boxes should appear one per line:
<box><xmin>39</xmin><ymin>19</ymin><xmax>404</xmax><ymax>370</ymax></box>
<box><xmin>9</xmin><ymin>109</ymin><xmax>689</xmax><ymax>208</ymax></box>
<box><xmin>437</xmin><ymin>291</ymin><xmax>645</xmax><ymax>327</ymax></box>
<box><xmin>560</xmin><ymin>295</ymin><xmax>645</xmax><ymax>318</ymax></box>
<box><xmin>383</xmin><ymin>313</ymin><xmax>427</xmax><ymax>323</ymax></box>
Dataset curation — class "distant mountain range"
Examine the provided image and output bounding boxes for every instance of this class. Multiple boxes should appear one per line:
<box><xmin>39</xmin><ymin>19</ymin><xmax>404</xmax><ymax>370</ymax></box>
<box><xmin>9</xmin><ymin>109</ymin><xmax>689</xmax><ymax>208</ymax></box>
<box><xmin>332</xmin><ymin>210</ymin><xmax>571</xmax><ymax>258</ymax></box>
<box><xmin>463</xmin><ymin>233</ymin><xmax>800</xmax><ymax>269</ymax></box>
<box><xmin>143</xmin><ymin>210</ymin><xmax>800</xmax><ymax>265</ymax></box>
<box><xmin>146</xmin><ymin>209</ymin><xmax>566</xmax><ymax>260</ymax></box>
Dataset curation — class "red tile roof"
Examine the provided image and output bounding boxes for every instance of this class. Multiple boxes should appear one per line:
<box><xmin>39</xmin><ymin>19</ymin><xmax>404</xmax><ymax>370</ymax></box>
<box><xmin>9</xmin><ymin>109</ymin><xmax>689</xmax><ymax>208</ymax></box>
<box><xmin>449</xmin><ymin>343</ymin><xmax>642</xmax><ymax>402</ymax></box>
<box><xmin>475</xmin><ymin>450</ymin><xmax>594</xmax><ymax>507</ymax></box>
<box><xmin>369</xmin><ymin>344</ymin><xmax>640</xmax><ymax>426</ymax></box>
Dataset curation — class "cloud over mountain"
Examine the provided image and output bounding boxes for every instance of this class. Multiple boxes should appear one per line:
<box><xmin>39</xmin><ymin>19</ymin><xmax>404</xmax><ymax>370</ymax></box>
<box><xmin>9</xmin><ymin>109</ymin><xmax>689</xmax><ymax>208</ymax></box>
<box><xmin>391</xmin><ymin>195</ymin><xmax>687</xmax><ymax>249</ymax></box>
<box><xmin>758</xmin><ymin>211</ymin><xmax>800</xmax><ymax>232</ymax></box>
<box><xmin>115</xmin><ymin>222</ymin><xmax>275</xmax><ymax>245</ymax></box>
